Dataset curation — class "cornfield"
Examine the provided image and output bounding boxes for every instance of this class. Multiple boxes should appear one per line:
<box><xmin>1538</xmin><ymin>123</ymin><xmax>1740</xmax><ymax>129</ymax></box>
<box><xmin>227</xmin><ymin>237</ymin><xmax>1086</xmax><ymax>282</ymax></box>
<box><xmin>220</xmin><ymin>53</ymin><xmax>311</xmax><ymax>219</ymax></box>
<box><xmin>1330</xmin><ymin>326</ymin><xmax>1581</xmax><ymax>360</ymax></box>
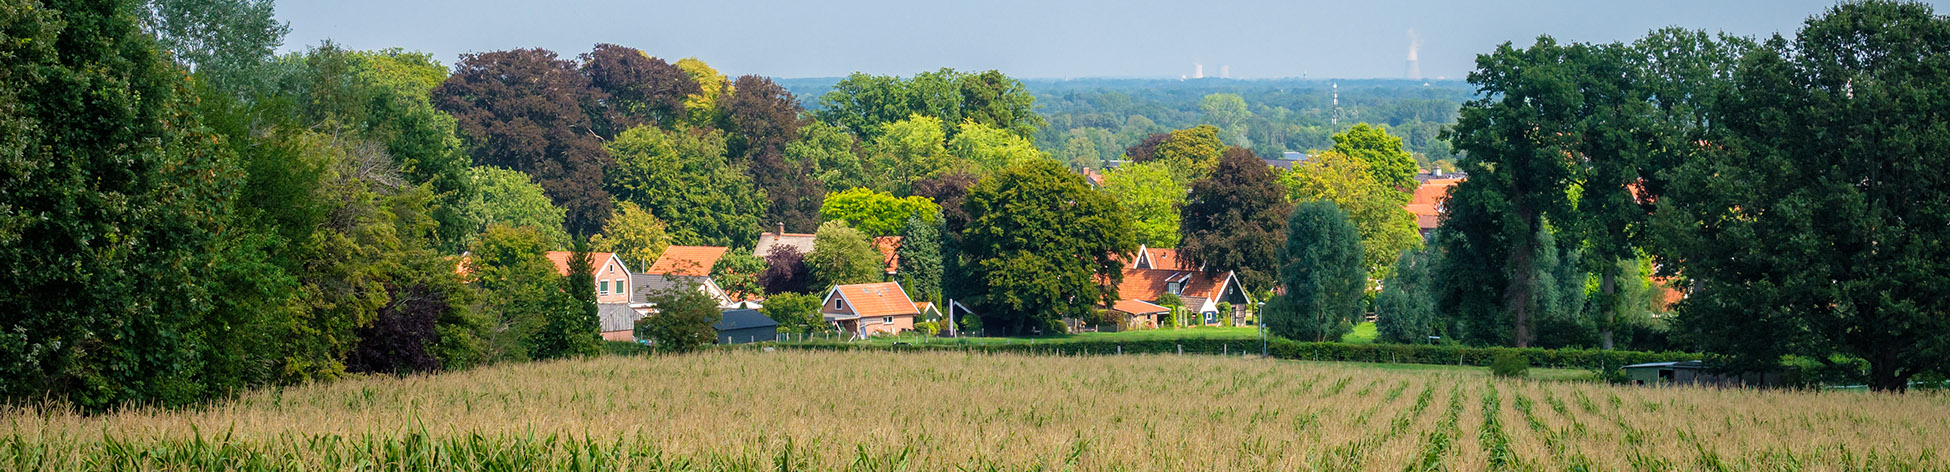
<box><xmin>4</xmin><ymin>350</ymin><xmax>1945</xmax><ymax>471</ymax></box>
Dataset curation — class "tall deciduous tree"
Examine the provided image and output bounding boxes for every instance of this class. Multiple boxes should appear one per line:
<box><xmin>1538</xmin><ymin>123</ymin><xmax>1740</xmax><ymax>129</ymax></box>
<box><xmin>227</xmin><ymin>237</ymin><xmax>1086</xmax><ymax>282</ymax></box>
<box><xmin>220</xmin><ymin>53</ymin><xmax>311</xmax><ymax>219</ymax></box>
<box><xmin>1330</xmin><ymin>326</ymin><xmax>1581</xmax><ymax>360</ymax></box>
<box><xmin>723</xmin><ymin>75</ymin><xmax>823</xmax><ymax>231</ymax></box>
<box><xmin>790</xmin><ymin>121</ymin><xmax>868</xmax><ymax>195</ymax></box>
<box><xmin>434</xmin><ymin>48</ymin><xmax>612</xmax><ymax>235</ymax></box>
<box><xmin>805</xmin><ymin>221</ymin><xmax>882</xmax><ymax>289</ymax></box>
<box><xmin>534</xmin><ymin>240</ymin><xmax>601</xmax><ymax>359</ymax></box>
<box><xmin>1180</xmin><ymin>147</ymin><xmax>1292</xmax><ymax>291</ymax></box>
<box><xmin>470</xmin><ymin>166</ymin><xmax>572</xmax><ymax>250</ymax></box>
<box><xmin>140</xmin><ymin>0</ymin><xmax>288</xmax><ymax>97</ymax></box>
<box><xmin>1654</xmin><ymin>1</ymin><xmax>1950</xmax><ymax>391</ymax></box>
<box><xmin>1101</xmin><ymin>161</ymin><xmax>1185</xmax><ymax>248</ymax></box>
<box><xmin>604</xmin><ymin>125</ymin><xmax>764</xmax><ymax>247</ymax></box>
<box><xmin>960</xmin><ymin>160</ymin><xmax>1135</xmax><ymax>334</ymax></box>
<box><xmin>590</xmin><ymin>201</ymin><xmax>672</xmax><ymax>272</ymax></box>
<box><xmin>1263</xmin><ymin>201</ymin><xmax>1366</xmax><ymax>342</ymax></box>
<box><xmin>1281</xmin><ymin>151</ymin><xmax>1422</xmax><ymax>279</ymax></box>
<box><xmin>759</xmin><ymin>246</ymin><xmax>814</xmax><ymax>295</ymax></box>
<box><xmin>1329</xmin><ymin>124</ymin><xmax>1419</xmax><ymax>194</ymax></box>
<box><xmin>580</xmin><ymin>44</ymin><xmax>696</xmax><ymax>137</ymax></box>
<box><xmin>866</xmin><ymin>115</ymin><xmax>951</xmax><ymax>193</ymax></box>
<box><xmin>635</xmin><ymin>283</ymin><xmax>722</xmax><ymax>353</ymax></box>
<box><xmin>819</xmin><ymin>188</ymin><xmax>940</xmax><ymax>237</ymax></box>
<box><xmin>1433</xmin><ymin>37</ymin><xmax>1586</xmax><ymax>348</ymax></box>
<box><xmin>1375</xmin><ymin>247</ymin><xmax>1439</xmax><ymax>344</ymax></box>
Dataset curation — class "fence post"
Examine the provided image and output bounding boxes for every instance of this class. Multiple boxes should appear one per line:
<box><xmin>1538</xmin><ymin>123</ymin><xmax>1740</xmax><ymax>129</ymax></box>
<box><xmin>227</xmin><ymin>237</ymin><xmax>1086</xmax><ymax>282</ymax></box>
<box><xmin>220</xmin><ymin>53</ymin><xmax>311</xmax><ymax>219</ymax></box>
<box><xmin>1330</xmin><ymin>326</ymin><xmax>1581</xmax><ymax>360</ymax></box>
<box><xmin>1118</xmin><ymin>345</ymin><xmax>1122</xmax><ymax>355</ymax></box>
<box><xmin>1224</xmin><ymin>344</ymin><xmax>1228</xmax><ymax>356</ymax></box>
<box><xmin>1177</xmin><ymin>344</ymin><xmax>1183</xmax><ymax>355</ymax></box>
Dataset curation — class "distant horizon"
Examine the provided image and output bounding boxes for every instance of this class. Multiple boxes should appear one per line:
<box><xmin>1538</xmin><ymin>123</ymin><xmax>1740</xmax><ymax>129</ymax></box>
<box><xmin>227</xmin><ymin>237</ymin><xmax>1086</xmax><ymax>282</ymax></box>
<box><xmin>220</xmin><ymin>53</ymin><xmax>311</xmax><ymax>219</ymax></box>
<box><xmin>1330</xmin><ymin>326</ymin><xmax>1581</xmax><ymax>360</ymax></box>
<box><xmin>276</xmin><ymin>0</ymin><xmax>1950</xmax><ymax>80</ymax></box>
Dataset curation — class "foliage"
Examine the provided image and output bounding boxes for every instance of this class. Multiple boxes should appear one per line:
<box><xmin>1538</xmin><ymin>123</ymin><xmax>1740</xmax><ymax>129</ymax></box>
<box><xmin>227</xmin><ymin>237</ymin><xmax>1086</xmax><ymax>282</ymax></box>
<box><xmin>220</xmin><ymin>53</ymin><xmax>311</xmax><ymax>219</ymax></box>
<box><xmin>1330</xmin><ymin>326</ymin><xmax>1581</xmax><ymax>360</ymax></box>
<box><xmin>818</xmin><ymin>187</ymin><xmax>941</xmax><ymax>237</ymax></box>
<box><xmin>1281</xmin><ymin>151</ymin><xmax>1422</xmax><ymax>279</ymax></box>
<box><xmin>433</xmin><ymin>47</ymin><xmax>612</xmax><ymax>236</ymax></box>
<box><xmin>466</xmin><ymin>225</ymin><xmax>561</xmax><ymax>362</ymax></box>
<box><xmin>948</xmin><ymin>120</ymin><xmax>1050</xmax><ymax>173</ymax></box>
<box><xmin>580</xmin><ymin>44</ymin><xmax>696</xmax><ymax>137</ymax></box>
<box><xmin>896</xmin><ymin>215</ymin><xmax>945</xmax><ymax>304</ymax></box>
<box><xmin>759</xmin><ymin>246</ymin><xmax>814</xmax><ymax>295</ymax></box>
<box><xmin>804</xmin><ymin>221</ymin><xmax>883</xmax><ymax>289</ymax></box>
<box><xmin>604</xmin><ymin>125</ymin><xmax>765</xmax><ymax>247</ymax></box>
<box><xmin>1328</xmin><ymin>124</ymin><xmax>1419</xmax><ymax>194</ymax></box>
<box><xmin>865</xmin><ymin>115</ymin><xmax>952</xmax><ymax>193</ymax></box>
<box><xmin>589</xmin><ymin>201</ymin><xmax>672</xmax><ymax>271</ymax></box>
<box><xmin>676</xmin><ymin>57</ymin><xmax>727</xmax><ymax>127</ymax></box>
<box><xmin>723</xmin><ymin>75</ymin><xmax>823</xmax><ymax>233</ymax></box>
<box><xmin>532</xmin><ymin>241</ymin><xmax>602</xmax><ymax>360</ymax></box>
<box><xmin>1489</xmin><ymin>351</ymin><xmax>1530</xmax><ymax>378</ymax></box>
<box><xmin>1197</xmin><ymin>93</ymin><xmax>1252</xmax><ymax>146</ymax></box>
<box><xmin>470</xmin><ymin>166</ymin><xmax>571</xmax><ymax>250</ymax></box>
<box><xmin>1150</xmin><ymin>125</ymin><xmax>1226</xmax><ymax>183</ymax></box>
<box><xmin>1375</xmin><ymin>248</ymin><xmax>1439</xmax><ymax>345</ymax></box>
<box><xmin>1179</xmin><ymin>147</ymin><xmax>1292</xmax><ymax>291</ymax></box>
<box><xmin>1100</xmin><ymin>162</ymin><xmax>1185</xmax><ymax>248</ymax></box>
<box><xmin>816</xmin><ymin>69</ymin><xmax>1044</xmax><ymax>141</ymax></box>
<box><xmin>761</xmin><ymin>292</ymin><xmax>829</xmax><ymax>334</ymax></box>
<box><xmin>788</xmin><ymin>121</ymin><xmax>869</xmax><ymax>195</ymax></box>
<box><xmin>711</xmin><ymin>250</ymin><xmax>767</xmax><ymax>302</ymax></box>
<box><xmin>1263</xmin><ymin>201</ymin><xmax>1366</xmax><ymax>343</ymax></box>
<box><xmin>1653</xmin><ymin>1</ymin><xmax>1950</xmax><ymax>391</ymax></box>
<box><xmin>139</xmin><ymin>0</ymin><xmax>289</xmax><ymax>98</ymax></box>
<box><xmin>959</xmin><ymin>160</ymin><xmax>1135</xmax><ymax>335</ymax></box>
<box><xmin>635</xmin><ymin>284</ymin><xmax>724</xmax><ymax>353</ymax></box>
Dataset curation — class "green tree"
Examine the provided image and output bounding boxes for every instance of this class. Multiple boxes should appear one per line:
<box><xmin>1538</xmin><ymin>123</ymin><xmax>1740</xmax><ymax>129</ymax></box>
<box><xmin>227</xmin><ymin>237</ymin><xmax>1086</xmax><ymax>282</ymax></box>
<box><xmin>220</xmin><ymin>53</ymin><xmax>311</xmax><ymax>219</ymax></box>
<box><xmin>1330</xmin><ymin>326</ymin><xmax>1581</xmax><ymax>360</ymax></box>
<box><xmin>711</xmin><ymin>250</ymin><xmax>767</xmax><ymax>302</ymax></box>
<box><xmin>1433</xmin><ymin>37</ymin><xmax>1586</xmax><ymax>347</ymax></box>
<box><xmin>1151</xmin><ymin>125</ymin><xmax>1227</xmax><ymax>183</ymax></box>
<box><xmin>676</xmin><ymin>57</ymin><xmax>728</xmax><ymax>127</ymax></box>
<box><xmin>949</xmin><ymin>120</ymin><xmax>1050</xmax><ymax>173</ymax></box>
<box><xmin>789</xmin><ymin>121</ymin><xmax>869</xmax><ymax>195</ymax></box>
<box><xmin>1281</xmin><ymin>151</ymin><xmax>1422</xmax><ymax>279</ymax></box>
<box><xmin>761</xmin><ymin>292</ymin><xmax>829</xmax><ymax>334</ymax></box>
<box><xmin>1060</xmin><ymin>133</ymin><xmax>1103</xmax><ymax>169</ymax></box>
<box><xmin>434</xmin><ymin>48</ymin><xmax>613</xmax><ymax>236</ymax></box>
<box><xmin>1263</xmin><ymin>201</ymin><xmax>1366</xmax><ymax>342</ymax></box>
<box><xmin>605</xmin><ymin>125</ymin><xmax>765</xmax><ymax>247</ymax></box>
<box><xmin>533</xmin><ymin>240</ymin><xmax>601</xmax><ymax>359</ymax></box>
<box><xmin>590</xmin><ymin>201</ymin><xmax>673</xmax><ymax>271</ymax></box>
<box><xmin>896</xmin><ymin>214</ymin><xmax>945</xmax><ymax>303</ymax></box>
<box><xmin>805</xmin><ymin>221</ymin><xmax>883</xmax><ymax>289</ymax></box>
<box><xmin>1375</xmin><ymin>248</ymin><xmax>1438</xmax><ymax>344</ymax></box>
<box><xmin>1180</xmin><ymin>147</ymin><xmax>1292</xmax><ymax>291</ymax></box>
<box><xmin>1653</xmin><ymin>1</ymin><xmax>1950</xmax><ymax>391</ymax></box>
<box><xmin>1100</xmin><ymin>161</ymin><xmax>1185</xmax><ymax>248</ymax></box>
<box><xmin>139</xmin><ymin>0</ymin><xmax>288</xmax><ymax>98</ymax></box>
<box><xmin>467</xmin><ymin>224</ymin><xmax>560</xmax><ymax>362</ymax></box>
<box><xmin>1198</xmin><ymin>93</ymin><xmax>1251</xmax><ymax>146</ymax></box>
<box><xmin>470</xmin><ymin>166</ymin><xmax>572</xmax><ymax>250</ymax></box>
<box><xmin>866</xmin><ymin>115</ymin><xmax>951</xmax><ymax>193</ymax></box>
<box><xmin>1329</xmin><ymin>124</ymin><xmax>1419</xmax><ymax>194</ymax></box>
<box><xmin>816</xmin><ymin>69</ymin><xmax>1043</xmax><ymax>141</ymax></box>
<box><xmin>636</xmin><ymin>284</ymin><xmax>723</xmax><ymax>353</ymax></box>
<box><xmin>960</xmin><ymin>160</ymin><xmax>1135</xmax><ymax>334</ymax></box>
<box><xmin>819</xmin><ymin>187</ymin><xmax>941</xmax><ymax>237</ymax></box>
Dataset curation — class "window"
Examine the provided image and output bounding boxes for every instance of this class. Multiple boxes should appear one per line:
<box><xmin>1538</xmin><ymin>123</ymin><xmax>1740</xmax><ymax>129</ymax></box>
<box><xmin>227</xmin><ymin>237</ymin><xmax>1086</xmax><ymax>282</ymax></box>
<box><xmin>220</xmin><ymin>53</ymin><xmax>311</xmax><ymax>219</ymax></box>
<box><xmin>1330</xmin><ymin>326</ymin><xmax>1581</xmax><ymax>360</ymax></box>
<box><xmin>1166</xmin><ymin>282</ymin><xmax>1181</xmax><ymax>295</ymax></box>
<box><xmin>600</xmin><ymin>281</ymin><xmax>609</xmax><ymax>294</ymax></box>
<box><xmin>883</xmin><ymin>317</ymin><xmax>894</xmax><ymax>325</ymax></box>
<box><xmin>836</xmin><ymin>299</ymin><xmax>846</xmax><ymax>310</ymax></box>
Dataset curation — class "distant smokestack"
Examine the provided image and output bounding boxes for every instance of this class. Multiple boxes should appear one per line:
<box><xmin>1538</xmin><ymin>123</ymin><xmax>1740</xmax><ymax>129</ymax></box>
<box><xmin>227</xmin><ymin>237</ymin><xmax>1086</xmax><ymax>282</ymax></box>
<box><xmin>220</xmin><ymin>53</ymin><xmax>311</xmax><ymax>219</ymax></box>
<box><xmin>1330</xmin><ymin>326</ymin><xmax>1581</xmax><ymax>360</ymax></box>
<box><xmin>1193</xmin><ymin>62</ymin><xmax>1204</xmax><ymax>79</ymax></box>
<box><xmin>1220</xmin><ymin>65</ymin><xmax>1230</xmax><ymax>79</ymax></box>
<box><xmin>1405</xmin><ymin>29</ymin><xmax>1423</xmax><ymax>80</ymax></box>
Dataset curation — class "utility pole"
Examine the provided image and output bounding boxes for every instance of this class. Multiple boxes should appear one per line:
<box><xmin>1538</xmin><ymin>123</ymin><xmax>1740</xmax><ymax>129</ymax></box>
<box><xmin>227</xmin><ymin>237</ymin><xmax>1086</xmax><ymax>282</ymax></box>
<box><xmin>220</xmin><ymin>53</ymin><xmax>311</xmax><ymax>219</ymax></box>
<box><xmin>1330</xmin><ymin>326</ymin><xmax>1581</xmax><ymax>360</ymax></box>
<box><xmin>1331</xmin><ymin>82</ymin><xmax>1341</xmax><ymax>128</ymax></box>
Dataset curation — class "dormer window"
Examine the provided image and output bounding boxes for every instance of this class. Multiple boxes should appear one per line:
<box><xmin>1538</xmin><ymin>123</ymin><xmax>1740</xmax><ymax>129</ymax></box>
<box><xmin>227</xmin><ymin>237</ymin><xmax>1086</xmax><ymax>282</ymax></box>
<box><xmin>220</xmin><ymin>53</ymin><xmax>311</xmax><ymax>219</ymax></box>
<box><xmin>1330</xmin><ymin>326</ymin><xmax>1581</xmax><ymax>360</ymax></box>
<box><xmin>1166</xmin><ymin>281</ymin><xmax>1182</xmax><ymax>295</ymax></box>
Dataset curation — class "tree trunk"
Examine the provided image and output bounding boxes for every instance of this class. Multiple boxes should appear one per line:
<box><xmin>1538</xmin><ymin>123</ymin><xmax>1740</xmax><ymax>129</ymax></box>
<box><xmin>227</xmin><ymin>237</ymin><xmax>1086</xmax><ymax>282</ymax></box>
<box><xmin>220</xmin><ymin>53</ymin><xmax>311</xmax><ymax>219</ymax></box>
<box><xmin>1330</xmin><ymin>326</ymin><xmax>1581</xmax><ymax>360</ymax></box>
<box><xmin>1599</xmin><ymin>271</ymin><xmax>1617</xmax><ymax>350</ymax></box>
<box><xmin>1505</xmin><ymin>241</ymin><xmax>1536</xmax><ymax>348</ymax></box>
<box><xmin>1868</xmin><ymin>352</ymin><xmax>1911</xmax><ymax>393</ymax></box>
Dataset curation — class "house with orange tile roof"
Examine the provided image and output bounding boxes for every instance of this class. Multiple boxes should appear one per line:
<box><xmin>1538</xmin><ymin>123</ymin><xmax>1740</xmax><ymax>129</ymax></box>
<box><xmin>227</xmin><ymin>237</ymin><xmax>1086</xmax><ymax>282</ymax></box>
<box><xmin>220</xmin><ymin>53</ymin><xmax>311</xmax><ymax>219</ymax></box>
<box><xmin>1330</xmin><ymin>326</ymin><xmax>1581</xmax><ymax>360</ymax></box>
<box><xmin>540</xmin><ymin>251</ymin><xmax>635</xmax><ymax>304</ymax></box>
<box><xmin>644</xmin><ymin>246</ymin><xmax>728</xmax><ymax>276</ymax></box>
<box><xmin>820</xmin><ymin>282</ymin><xmax>921</xmax><ymax>339</ymax></box>
<box><xmin>1129</xmin><ymin>245</ymin><xmax>1200</xmax><ymax>271</ymax></box>
<box><xmin>1112</xmin><ymin>266</ymin><xmax>1251</xmax><ymax>326</ymax></box>
<box><xmin>1106</xmin><ymin>298</ymin><xmax>1171</xmax><ymax>329</ymax></box>
<box><xmin>1406</xmin><ymin>177</ymin><xmax>1463</xmax><ymax>239</ymax></box>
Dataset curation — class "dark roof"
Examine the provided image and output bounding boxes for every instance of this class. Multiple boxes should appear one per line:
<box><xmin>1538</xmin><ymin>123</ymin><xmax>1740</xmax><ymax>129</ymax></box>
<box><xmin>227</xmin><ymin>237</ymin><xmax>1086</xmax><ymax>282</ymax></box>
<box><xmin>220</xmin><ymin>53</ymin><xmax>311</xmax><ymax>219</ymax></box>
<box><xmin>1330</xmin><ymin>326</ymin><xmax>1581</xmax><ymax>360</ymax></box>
<box><xmin>632</xmin><ymin>273</ymin><xmax>712</xmax><ymax>303</ymax></box>
<box><xmin>598</xmin><ymin>303</ymin><xmax>640</xmax><ymax>333</ymax></box>
<box><xmin>715</xmin><ymin>309</ymin><xmax>779</xmax><ymax>331</ymax></box>
<box><xmin>1263</xmin><ymin>158</ymin><xmax>1298</xmax><ymax>171</ymax></box>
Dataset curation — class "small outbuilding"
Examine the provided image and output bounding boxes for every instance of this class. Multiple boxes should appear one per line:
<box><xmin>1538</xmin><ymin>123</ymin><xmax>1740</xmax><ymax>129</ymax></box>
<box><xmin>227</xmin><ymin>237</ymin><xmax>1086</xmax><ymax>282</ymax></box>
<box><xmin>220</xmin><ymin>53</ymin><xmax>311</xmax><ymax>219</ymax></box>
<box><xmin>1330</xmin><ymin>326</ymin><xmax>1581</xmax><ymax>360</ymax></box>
<box><xmin>1622</xmin><ymin>361</ymin><xmax>1786</xmax><ymax>388</ymax></box>
<box><xmin>715</xmin><ymin>309</ymin><xmax>780</xmax><ymax>344</ymax></box>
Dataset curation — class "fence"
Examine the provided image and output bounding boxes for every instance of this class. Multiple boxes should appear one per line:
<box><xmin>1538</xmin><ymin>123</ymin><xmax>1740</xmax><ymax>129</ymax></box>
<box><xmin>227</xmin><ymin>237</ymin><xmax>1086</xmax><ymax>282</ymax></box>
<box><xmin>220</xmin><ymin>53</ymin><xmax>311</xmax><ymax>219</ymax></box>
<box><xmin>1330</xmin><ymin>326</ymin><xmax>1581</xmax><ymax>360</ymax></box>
<box><xmin>761</xmin><ymin>337</ymin><xmax>1700</xmax><ymax>371</ymax></box>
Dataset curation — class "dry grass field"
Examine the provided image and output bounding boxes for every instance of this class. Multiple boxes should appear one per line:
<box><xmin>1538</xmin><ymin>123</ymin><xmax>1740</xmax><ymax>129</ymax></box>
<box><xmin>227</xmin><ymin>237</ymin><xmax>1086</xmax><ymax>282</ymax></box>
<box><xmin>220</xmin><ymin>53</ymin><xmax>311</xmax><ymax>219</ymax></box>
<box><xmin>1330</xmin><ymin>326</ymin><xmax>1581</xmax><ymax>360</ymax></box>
<box><xmin>5</xmin><ymin>350</ymin><xmax>1947</xmax><ymax>471</ymax></box>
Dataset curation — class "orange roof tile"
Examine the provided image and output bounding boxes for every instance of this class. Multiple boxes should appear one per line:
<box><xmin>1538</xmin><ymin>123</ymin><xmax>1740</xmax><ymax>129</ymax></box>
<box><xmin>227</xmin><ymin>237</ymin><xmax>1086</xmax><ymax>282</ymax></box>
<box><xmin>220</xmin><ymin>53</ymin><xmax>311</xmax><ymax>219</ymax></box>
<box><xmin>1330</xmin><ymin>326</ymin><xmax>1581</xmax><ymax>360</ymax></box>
<box><xmin>1110</xmin><ymin>299</ymin><xmax>1170</xmax><ymax>315</ymax></box>
<box><xmin>1141</xmin><ymin>247</ymin><xmax>1198</xmax><ymax>271</ymax></box>
<box><xmin>646</xmin><ymin>246</ymin><xmax>728</xmax><ymax>276</ymax></box>
<box><xmin>872</xmin><ymin>236</ymin><xmax>902</xmax><ymax>274</ymax></box>
<box><xmin>543</xmin><ymin>251</ymin><xmax>618</xmax><ymax>276</ymax></box>
<box><xmin>1412</xmin><ymin>179</ymin><xmax>1461</xmax><ymax>206</ymax></box>
<box><xmin>828</xmin><ymin>282</ymin><xmax>920</xmax><ymax>317</ymax></box>
<box><xmin>1115</xmin><ymin>268</ymin><xmax>1225</xmax><ymax>301</ymax></box>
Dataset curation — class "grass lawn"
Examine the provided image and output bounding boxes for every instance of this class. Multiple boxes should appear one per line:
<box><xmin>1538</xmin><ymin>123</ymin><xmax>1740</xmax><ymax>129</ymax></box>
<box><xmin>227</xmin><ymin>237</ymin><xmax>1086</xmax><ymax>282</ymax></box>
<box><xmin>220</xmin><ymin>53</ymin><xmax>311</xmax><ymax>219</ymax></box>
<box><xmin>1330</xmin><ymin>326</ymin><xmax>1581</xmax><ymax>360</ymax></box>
<box><xmin>1340</xmin><ymin>321</ymin><xmax>1377</xmax><ymax>344</ymax></box>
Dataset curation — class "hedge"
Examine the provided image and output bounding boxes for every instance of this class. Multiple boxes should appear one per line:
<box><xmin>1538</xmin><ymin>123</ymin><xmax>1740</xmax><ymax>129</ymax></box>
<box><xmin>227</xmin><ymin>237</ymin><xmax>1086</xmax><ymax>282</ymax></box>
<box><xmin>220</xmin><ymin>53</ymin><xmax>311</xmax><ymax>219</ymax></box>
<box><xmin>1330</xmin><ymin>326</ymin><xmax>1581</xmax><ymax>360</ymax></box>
<box><xmin>762</xmin><ymin>338</ymin><xmax>1699</xmax><ymax>371</ymax></box>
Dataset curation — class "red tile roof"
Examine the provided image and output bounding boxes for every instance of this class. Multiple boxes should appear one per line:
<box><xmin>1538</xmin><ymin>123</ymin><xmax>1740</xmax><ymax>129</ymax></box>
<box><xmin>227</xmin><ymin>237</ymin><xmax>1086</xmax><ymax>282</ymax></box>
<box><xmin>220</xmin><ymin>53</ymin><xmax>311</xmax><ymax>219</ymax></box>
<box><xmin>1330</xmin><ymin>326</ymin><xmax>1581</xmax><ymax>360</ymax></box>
<box><xmin>872</xmin><ymin>236</ymin><xmax>902</xmax><ymax>274</ymax></box>
<box><xmin>1412</xmin><ymin>179</ymin><xmax>1461</xmax><ymax>206</ymax></box>
<box><xmin>646</xmin><ymin>246</ymin><xmax>728</xmax><ymax>276</ymax></box>
<box><xmin>1140</xmin><ymin>247</ymin><xmax>1198</xmax><ymax>271</ymax></box>
<box><xmin>1110</xmin><ymin>299</ymin><xmax>1170</xmax><ymax>315</ymax></box>
<box><xmin>543</xmin><ymin>251</ymin><xmax>618</xmax><ymax>276</ymax></box>
<box><xmin>827</xmin><ymin>282</ymin><xmax>920</xmax><ymax>317</ymax></box>
<box><xmin>1115</xmin><ymin>268</ymin><xmax>1225</xmax><ymax>301</ymax></box>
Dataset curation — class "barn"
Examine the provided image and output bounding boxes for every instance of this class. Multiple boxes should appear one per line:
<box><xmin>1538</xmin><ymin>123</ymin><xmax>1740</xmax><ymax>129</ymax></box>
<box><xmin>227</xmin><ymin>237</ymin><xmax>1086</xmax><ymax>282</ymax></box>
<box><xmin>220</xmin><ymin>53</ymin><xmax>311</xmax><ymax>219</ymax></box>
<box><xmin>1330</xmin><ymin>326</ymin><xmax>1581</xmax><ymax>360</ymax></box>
<box><xmin>716</xmin><ymin>309</ymin><xmax>780</xmax><ymax>344</ymax></box>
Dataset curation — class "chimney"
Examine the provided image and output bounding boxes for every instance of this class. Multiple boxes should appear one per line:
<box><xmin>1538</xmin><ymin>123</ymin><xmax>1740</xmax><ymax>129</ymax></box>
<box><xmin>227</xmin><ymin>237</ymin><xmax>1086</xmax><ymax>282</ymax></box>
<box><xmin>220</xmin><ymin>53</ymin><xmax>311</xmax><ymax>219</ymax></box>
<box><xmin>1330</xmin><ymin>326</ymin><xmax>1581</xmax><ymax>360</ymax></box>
<box><xmin>775</xmin><ymin>222</ymin><xmax>784</xmax><ymax>236</ymax></box>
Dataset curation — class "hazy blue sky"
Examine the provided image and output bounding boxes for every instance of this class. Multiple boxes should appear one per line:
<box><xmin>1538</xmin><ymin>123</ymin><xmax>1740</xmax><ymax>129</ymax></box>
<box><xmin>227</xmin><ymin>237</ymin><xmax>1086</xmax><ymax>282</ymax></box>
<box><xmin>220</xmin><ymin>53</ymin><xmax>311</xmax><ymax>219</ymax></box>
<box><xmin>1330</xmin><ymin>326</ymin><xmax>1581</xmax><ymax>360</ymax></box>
<box><xmin>276</xmin><ymin>0</ymin><xmax>1949</xmax><ymax>80</ymax></box>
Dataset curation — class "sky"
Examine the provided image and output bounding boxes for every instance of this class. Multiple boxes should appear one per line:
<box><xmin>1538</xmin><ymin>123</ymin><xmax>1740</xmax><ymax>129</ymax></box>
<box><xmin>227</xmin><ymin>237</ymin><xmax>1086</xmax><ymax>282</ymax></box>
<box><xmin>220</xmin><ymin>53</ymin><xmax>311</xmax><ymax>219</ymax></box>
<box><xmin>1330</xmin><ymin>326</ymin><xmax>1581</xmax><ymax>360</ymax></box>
<box><xmin>276</xmin><ymin>0</ymin><xmax>1950</xmax><ymax>80</ymax></box>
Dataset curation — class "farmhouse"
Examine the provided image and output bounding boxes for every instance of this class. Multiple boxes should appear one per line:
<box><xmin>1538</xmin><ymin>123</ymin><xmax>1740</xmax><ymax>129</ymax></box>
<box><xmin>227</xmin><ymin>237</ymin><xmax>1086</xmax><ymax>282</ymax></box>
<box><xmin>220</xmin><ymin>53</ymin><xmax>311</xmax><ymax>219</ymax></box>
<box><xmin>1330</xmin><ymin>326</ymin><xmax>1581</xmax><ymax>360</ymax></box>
<box><xmin>821</xmin><ymin>282</ymin><xmax>921</xmax><ymax>339</ymax></box>
<box><xmin>753</xmin><ymin>223</ymin><xmax>816</xmax><ymax>258</ymax></box>
<box><xmin>1109</xmin><ymin>245</ymin><xmax>1251</xmax><ymax>326</ymax></box>
<box><xmin>1622</xmin><ymin>361</ymin><xmax>1787</xmax><ymax>388</ymax></box>
<box><xmin>645</xmin><ymin>246</ymin><xmax>728</xmax><ymax>277</ymax></box>
<box><xmin>1105</xmin><ymin>298</ymin><xmax>1171</xmax><ymax>329</ymax></box>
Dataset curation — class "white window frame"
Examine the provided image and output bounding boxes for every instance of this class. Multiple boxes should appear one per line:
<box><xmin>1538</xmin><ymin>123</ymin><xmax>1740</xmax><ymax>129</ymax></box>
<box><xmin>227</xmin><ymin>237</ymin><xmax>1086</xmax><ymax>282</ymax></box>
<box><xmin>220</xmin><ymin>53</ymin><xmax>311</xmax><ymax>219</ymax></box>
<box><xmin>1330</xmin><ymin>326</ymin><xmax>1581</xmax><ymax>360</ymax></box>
<box><xmin>883</xmin><ymin>316</ymin><xmax>894</xmax><ymax>325</ymax></box>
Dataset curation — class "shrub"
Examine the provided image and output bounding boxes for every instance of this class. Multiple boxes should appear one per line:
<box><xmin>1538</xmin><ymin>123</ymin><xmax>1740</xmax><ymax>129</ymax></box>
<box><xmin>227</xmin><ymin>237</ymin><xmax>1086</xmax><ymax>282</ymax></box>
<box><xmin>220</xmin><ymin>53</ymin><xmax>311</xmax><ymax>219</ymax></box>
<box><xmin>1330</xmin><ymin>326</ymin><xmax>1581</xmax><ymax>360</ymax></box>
<box><xmin>1490</xmin><ymin>352</ymin><xmax>1529</xmax><ymax>378</ymax></box>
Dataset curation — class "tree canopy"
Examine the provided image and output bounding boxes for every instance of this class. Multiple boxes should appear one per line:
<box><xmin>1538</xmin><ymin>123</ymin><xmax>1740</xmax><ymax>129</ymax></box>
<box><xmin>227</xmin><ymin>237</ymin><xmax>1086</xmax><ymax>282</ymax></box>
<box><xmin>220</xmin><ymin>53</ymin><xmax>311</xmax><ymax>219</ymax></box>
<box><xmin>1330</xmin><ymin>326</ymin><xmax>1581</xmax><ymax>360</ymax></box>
<box><xmin>959</xmin><ymin>160</ymin><xmax>1135</xmax><ymax>335</ymax></box>
<box><xmin>1263</xmin><ymin>201</ymin><xmax>1367</xmax><ymax>342</ymax></box>
<box><xmin>819</xmin><ymin>188</ymin><xmax>941</xmax><ymax>237</ymax></box>
<box><xmin>1180</xmin><ymin>147</ymin><xmax>1292</xmax><ymax>291</ymax></box>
